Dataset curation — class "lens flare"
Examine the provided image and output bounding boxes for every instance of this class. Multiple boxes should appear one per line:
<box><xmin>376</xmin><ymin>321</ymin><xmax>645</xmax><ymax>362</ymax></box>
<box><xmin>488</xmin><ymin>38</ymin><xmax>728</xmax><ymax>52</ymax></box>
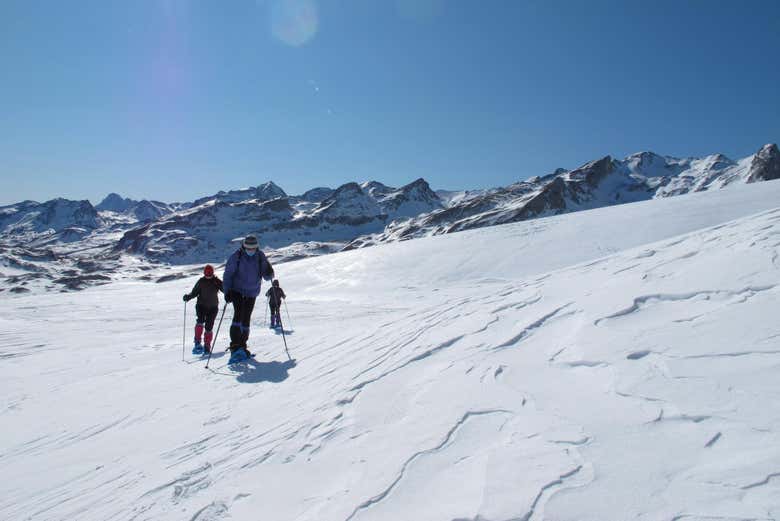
<box><xmin>269</xmin><ymin>0</ymin><xmax>319</xmax><ymax>47</ymax></box>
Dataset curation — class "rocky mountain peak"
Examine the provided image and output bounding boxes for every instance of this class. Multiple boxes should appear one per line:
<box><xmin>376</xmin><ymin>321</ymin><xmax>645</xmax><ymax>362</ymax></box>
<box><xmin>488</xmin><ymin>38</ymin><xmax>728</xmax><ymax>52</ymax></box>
<box><xmin>361</xmin><ymin>181</ymin><xmax>393</xmax><ymax>199</ymax></box>
<box><xmin>34</xmin><ymin>198</ymin><xmax>100</xmax><ymax>233</ymax></box>
<box><xmin>256</xmin><ymin>181</ymin><xmax>287</xmax><ymax>200</ymax></box>
<box><xmin>330</xmin><ymin>182</ymin><xmax>363</xmax><ymax>199</ymax></box>
<box><xmin>96</xmin><ymin>193</ymin><xmax>136</xmax><ymax>213</ymax></box>
<box><xmin>316</xmin><ymin>182</ymin><xmax>384</xmax><ymax>224</ymax></box>
<box><xmin>377</xmin><ymin>178</ymin><xmax>443</xmax><ymax>219</ymax></box>
<box><xmin>568</xmin><ymin>156</ymin><xmax>615</xmax><ymax>188</ymax></box>
<box><xmin>300</xmin><ymin>187</ymin><xmax>334</xmax><ymax>202</ymax></box>
<box><xmin>398</xmin><ymin>179</ymin><xmax>441</xmax><ymax>205</ymax></box>
<box><xmin>747</xmin><ymin>143</ymin><xmax>780</xmax><ymax>183</ymax></box>
<box><xmin>698</xmin><ymin>153</ymin><xmax>733</xmax><ymax>170</ymax></box>
<box><xmin>400</xmin><ymin>178</ymin><xmax>434</xmax><ymax>196</ymax></box>
<box><xmin>626</xmin><ymin>151</ymin><xmax>666</xmax><ymax>169</ymax></box>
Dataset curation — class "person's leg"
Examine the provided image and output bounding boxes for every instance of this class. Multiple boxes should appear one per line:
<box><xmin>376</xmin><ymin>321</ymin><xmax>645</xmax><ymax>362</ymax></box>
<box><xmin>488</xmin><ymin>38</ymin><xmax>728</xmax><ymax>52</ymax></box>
<box><xmin>194</xmin><ymin>304</ymin><xmax>205</xmax><ymax>345</ymax></box>
<box><xmin>240</xmin><ymin>296</ymin><xmax>256</xmax><ymax>348</ymax></box>
<box><xmin>229</xmin><ymin>293</ymin><xmax>244</xmax><ymax>349</ymax></box>
<box><xmin>204</xmin><ymin>306</ymin><xmax>218</xmax><ymax>350</ymax></box>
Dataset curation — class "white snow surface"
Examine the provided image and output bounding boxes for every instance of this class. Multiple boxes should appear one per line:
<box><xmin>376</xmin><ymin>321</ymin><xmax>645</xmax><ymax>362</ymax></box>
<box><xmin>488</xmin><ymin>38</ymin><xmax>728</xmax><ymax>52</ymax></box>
<box><xmin>3</xmin><ymin>181</ymin><xmax>780</xmax><ymax>520</ymax></box>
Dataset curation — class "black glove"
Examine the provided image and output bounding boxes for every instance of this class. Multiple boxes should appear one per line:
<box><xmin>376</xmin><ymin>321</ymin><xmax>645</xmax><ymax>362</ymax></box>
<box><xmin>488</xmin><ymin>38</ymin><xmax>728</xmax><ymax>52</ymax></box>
<box><xmin>182</xmin><ymin>294</ymin><xmax>190</xmax><ymax>302</ymax></box>
<box><xmin>225</xmin><ymin>291</ymin><xmax>233</xmax><ymax>303</ymax></box>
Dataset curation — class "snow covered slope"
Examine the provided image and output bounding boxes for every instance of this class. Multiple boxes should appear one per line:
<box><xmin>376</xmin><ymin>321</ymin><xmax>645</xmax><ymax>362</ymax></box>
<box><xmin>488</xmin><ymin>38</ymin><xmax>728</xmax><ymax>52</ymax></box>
<box><xmin>3</xmin><ymin>180</ymin><xmax>780</xmax><ymax>520</ymax></box>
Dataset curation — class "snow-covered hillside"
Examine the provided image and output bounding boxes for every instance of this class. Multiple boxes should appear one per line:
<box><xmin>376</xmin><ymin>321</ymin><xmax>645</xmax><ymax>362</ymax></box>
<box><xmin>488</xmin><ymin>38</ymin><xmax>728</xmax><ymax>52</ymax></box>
<box><xmin>2</xmin><ymin>181</ymin><xmax>780</xmax><ymax>520</ymax></box>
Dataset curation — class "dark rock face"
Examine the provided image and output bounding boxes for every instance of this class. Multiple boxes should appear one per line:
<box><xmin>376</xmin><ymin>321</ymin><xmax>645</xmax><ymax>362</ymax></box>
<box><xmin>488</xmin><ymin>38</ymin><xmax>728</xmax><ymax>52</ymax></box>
<box><xmin>747</xmin><ymin>144</ymin><xmax>780</xmax><ymax>183</ymax></box>
<box><xmin>156</xmin><ymin>273</ymin><xmax>188</xmax><ymax>283</ymax></box>
<box><xmin>97</xmin><ymin>194</ymin><xmax>174</xmax><ymax>222</ymax></box>
<box><xmin>43</xmin><ymin>199</ymin><xmax>100</xmax><ymax>229</ymax></box>
<box><xmin>0</xmin><ymin>198</ymin><xmax>100</xmax><ymax>235</ymax></box>
<box><xmin>315</xmin><ymin>183</ymin><xmax>385</xmax><ymax>226</ymax></box>
<box><xmin>361</xmin><ymin>181</ymin><xmax>394</xmax><ymax>199</ymax></box>
<box><xmin>54</xmin><ymin>274</ymin><xmax>112</xmax><ymax>291</ymax></box>
<box><xmin>521</xmin><ymin>177</ymin><xmax>568</xmax><ymax>217</ymax></box>
<box><xmin>96</xmin><ymin>193</ymin><xmax>136</xmax><ymax>213</ymax></box>
<box><xmin>580</xmin><ymin>157</ymin><xmax>615</xmax><ymax>189</ymax></box>
<box><xmin>262</xmin><ymin>198</ymin><xmax>295</xmax><ymax>213</ymax></box>
<box><xmin>300</xmin><ymin>187</ymin><xmax>335</xmax><ymax>202</ymax></box>
<box><xmin>191</xmin><ymin>181</ymin><xmax>287</xmax><ymax>207</ymax></box>
<box><xmin>130</xmin><ymin>200</ymin><xmax>173</xmax><ymax>222</ymax></box>
<box><xmin>418</xmin><ymin>159</ymin><xmax>621</xmax><ymax>236</ymax></box>
<box><xmin>379</xmin><ymin>178</ymin><xmax>443</xmax><ymax>218</ymax></box>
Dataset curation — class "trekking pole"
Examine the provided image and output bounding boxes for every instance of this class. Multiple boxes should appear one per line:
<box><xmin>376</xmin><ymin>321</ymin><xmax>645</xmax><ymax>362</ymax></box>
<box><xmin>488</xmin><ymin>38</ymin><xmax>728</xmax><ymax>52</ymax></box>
<box><xmin>182</xmin><ymin>301</ymin><xmax>187</xmax><ymax>361</ymax></box>
<box><xmin>205</xmin><ymin>302</ymin><xmax>228</xmax><ymax>369</ymax></box>
<box><xmin>277</xmin><ymin>313</ymin><xmax>292</xmax><ymax>361</ymax></box>
<box><xmin>283</xmin><ymin>299</ymin><xmax>293</xmax><ymax>330</ymax></box>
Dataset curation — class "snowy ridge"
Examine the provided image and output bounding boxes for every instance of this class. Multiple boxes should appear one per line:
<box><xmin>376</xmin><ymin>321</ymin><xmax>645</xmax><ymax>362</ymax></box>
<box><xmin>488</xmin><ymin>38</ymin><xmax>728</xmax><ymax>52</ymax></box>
<box><xmin>115</xmin><ymin>178</ymin><xmax>443</xmax><ymax>265</ymax></box>
<box><xmin>2</xmin><ymin>180</ymin><xmax>780</xmax><ymax>519</ymax></box>
<box><xmin>0</xmin><ymin>198</ymin><xmax>99</xmax><ymax>238</ymax></box>
<box><xmin>190</xmin><ymin>181</ymin><xmax>288</xmax><ymax>208</ymax></box>
<box><xmin>96</xmin><ymin>193</ymin><xmax>174</xmax><ymax>223</ymax></box>
<box><xmin>95</xmin><ymin>193</ymin><xmax>136</xmax><ymax>213</ymax></box>
<box><xmin>356</xmin><ymin>143</ymin><xmax>780</xmax><ymax>246</ymax></box>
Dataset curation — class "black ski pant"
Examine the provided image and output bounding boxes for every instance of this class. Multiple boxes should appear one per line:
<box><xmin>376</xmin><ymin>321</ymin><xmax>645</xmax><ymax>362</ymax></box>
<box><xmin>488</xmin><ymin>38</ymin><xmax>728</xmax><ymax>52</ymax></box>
<box><xmin>229</xmin><ymin>292</ymin><xmax>256</xmax><ymax>348</ymax></box>
<box><xmin>269</xmin><ymin>304</ymin><xmax>281</xmax><ymax>326</ymax></box>
<box><xmin>195</xmin><ymin>304</ymin><xmax>219</xmax><ymax>331</ymax></box>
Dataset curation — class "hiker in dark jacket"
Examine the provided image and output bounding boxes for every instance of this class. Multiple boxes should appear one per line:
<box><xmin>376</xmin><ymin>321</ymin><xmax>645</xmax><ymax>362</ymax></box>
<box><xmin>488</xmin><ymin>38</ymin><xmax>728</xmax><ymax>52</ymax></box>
<box><xmin>222</xmin><ymin>235</ymin><xmax>274</xmax><ymax>360</ymax></box>
<box><xmin>266</xmin><ymin>279</ymin><xmax>286</xmax><ymax>328</ymax></box>
<box><xmin>183</xmin><ymin>264</ymin><xmax>223</xmax><ymax>354</ymax></box>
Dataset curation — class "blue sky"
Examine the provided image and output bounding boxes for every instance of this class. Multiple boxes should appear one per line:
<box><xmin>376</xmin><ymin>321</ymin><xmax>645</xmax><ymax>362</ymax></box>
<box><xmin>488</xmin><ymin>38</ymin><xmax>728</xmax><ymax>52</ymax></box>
<box><xmin>1</xmin><ymin>0</ymin><xmax>778</xmax><ymax>205</ymax></box>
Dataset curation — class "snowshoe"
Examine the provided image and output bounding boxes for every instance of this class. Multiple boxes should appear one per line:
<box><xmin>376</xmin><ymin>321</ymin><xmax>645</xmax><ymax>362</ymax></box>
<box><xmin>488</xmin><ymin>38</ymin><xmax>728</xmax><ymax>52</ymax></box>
<box><xmin>228</xmin><ymin>347</ymin><xmax>253</xmax><ymax>364</ymax></box>
<box><xmin>192</xmin><ymin>342</ymin><xmax>204</xmax><ymax>355</ymax></box>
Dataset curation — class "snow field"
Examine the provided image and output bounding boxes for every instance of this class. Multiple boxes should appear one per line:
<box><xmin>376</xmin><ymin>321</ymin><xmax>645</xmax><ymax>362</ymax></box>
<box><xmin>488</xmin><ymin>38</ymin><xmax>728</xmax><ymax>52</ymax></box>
<box><xmin>3</xmin><ymin>181</ymin><xmax>780</xmax><ymax>520</ymax></box>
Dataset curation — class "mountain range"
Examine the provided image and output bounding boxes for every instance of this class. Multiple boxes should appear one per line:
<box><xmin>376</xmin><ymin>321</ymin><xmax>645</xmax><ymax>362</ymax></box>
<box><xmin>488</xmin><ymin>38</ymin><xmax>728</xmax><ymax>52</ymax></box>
<box><xmin>0</xmin><ymin>143</ymin><xmax>777</xmax><ymax>292</ymax></box>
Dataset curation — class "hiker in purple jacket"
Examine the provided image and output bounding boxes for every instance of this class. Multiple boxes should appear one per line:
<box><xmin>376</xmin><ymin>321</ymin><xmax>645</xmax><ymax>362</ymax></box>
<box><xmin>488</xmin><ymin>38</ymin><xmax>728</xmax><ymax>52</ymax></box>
<box><xmin>222</xmin><ymin>235</ymin><xmax>274</xmax><ymax>358</ymax></box>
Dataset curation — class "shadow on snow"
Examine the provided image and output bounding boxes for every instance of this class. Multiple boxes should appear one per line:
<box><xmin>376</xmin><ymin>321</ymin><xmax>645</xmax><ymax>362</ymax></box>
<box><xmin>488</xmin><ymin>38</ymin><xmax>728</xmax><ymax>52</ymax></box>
<box><xmin>208</xmin><ymin>358</ymin><xmax>297</xmax><ymax>383</ymax></box>
<box><xmin>183</xmin><ymin>350</ymin><xmax>226</xmax><ymax>365</ymax></box>
<box><xmin>236</xmin><ymin>358</ymin><xmax>297</xmax><ymax>384</ymax></box>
